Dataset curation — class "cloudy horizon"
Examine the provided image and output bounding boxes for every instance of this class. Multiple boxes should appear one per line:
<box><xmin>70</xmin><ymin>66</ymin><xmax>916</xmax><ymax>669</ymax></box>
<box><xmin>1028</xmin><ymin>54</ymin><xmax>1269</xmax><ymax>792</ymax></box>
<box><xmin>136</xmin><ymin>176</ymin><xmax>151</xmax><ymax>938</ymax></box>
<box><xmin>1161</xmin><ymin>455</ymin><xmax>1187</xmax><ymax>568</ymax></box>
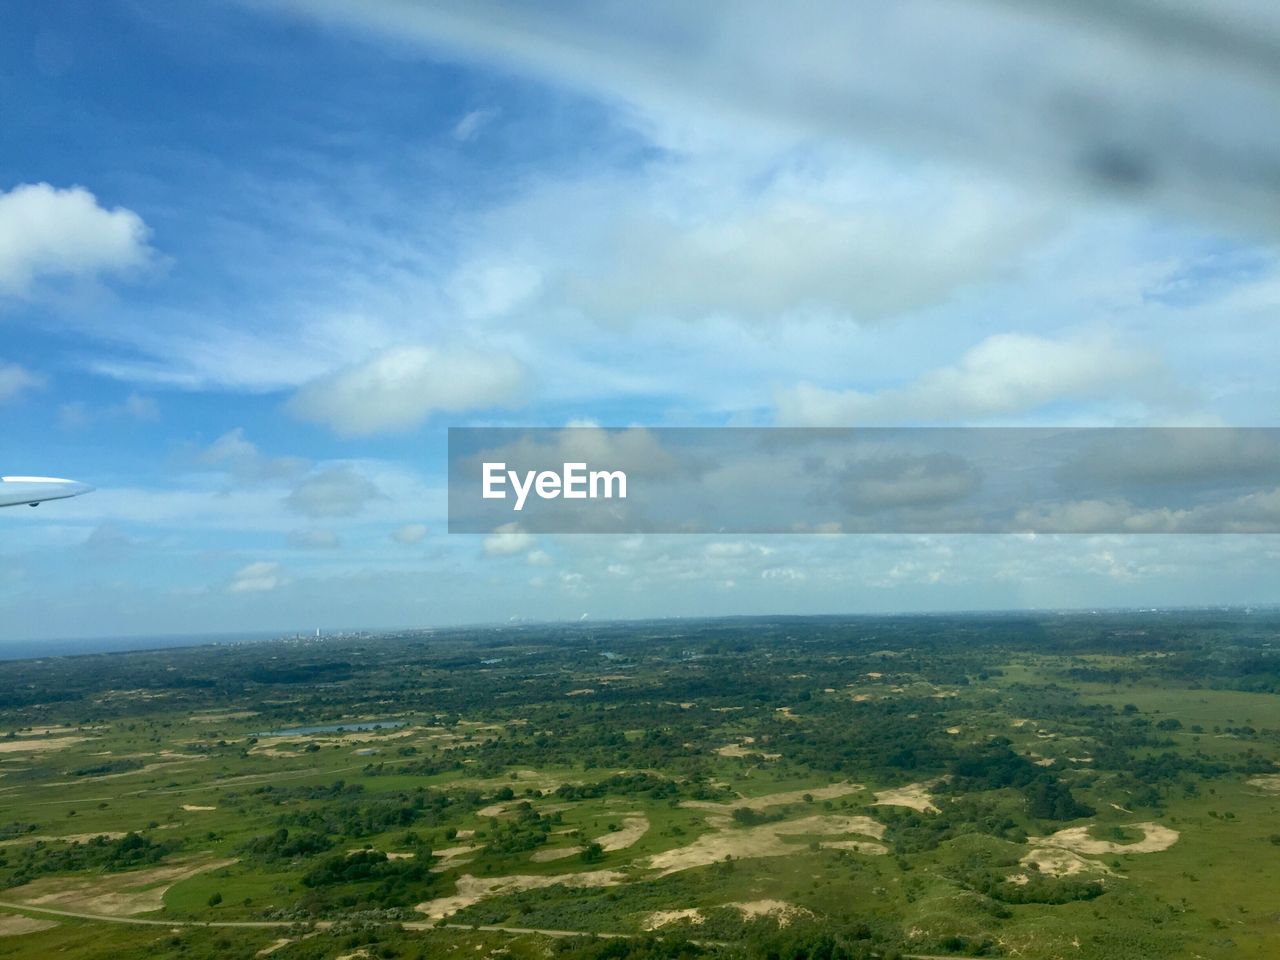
<box><xmin>3</xmin><ymin>2</ymin><xmax>1280</xmax><ymax>643</ymax></box>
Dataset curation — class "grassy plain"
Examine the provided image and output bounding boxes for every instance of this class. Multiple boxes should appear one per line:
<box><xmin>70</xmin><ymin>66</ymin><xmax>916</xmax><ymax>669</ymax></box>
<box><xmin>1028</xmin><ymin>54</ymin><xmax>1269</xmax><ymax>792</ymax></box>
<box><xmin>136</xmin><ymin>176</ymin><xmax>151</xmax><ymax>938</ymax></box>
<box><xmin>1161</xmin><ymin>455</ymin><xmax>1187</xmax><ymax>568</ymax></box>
<box><xmin>0</xmin><ymin>611</ymin><xmax>1278</xmax><ymax>958</ymax></box>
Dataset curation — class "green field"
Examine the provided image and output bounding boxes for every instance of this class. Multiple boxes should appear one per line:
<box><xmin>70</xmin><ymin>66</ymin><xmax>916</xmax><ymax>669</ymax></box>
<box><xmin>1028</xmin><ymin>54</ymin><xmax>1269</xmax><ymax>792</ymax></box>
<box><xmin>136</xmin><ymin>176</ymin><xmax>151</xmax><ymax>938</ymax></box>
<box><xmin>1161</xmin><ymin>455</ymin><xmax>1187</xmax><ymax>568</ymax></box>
<box><xmin>1</xmin><ymin>611</ymin><xmax>1279</xmax><ymax>959</ymax></box>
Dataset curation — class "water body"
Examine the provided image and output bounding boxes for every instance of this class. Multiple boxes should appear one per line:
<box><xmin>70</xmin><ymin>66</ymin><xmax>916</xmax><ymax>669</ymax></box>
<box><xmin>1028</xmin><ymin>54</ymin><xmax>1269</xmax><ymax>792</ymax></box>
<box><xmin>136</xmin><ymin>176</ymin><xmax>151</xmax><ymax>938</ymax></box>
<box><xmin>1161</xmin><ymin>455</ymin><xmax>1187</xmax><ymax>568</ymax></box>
<box><xmin>255</xmin><ymin>720</ymin><xmax>407</xmax><ymax>737</ymax></box>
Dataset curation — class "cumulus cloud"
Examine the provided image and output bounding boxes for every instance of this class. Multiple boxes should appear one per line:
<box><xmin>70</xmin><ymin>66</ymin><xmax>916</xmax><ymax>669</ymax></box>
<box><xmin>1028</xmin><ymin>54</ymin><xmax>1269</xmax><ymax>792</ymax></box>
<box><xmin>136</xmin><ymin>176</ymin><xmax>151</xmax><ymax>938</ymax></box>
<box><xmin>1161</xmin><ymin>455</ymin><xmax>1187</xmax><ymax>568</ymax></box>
<box><xmin>775</xmin><ymin>332</ymin><xmax>1166</xmax><ymax>425</ymax></box>
<box><xmin>229</xmin><ymin>561</ymin><xmax>282</xmax><ymax>593</ymax></box>
<box><xmin>483</xmin><ymin>522</ymin><xmax>535</xmax><ymax>557</ymax></box>
<box><xmin>288</xmin><ymin>345</ymin><xmax>525</xmax><ymax>436</ymax></box>
<box><xmin>285</xmin><ymin>467</ymin><xmax>382</xmax><ymax>518</ymax></box>
<box><xmin>195</xmin><ymin>428</ymin><xmax>309</xmax><ymax>482</ymax></box>
<box><xmin>0</xmin><ymin>362</ymin><xmax>43</xmax><ymax>403</ymax></box>
<box><xmin>0</xmin><ymin>183</ymin><xmax>151</xmax><ymax>295</ymax></box>
<box><xmin>391</xmin><ymin>523</ymin><xmax>429</xmax><ymax>544</ymax></box>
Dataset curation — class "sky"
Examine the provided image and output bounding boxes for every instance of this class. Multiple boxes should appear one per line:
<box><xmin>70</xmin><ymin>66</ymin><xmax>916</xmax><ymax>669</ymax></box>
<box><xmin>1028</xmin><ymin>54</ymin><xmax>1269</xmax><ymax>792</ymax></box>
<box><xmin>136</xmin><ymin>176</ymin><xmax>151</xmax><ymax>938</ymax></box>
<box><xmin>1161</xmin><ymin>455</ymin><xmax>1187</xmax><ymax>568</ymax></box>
<box><xmin>2</xmin><ymin>1</ymin><xmax>1280</xmax><ymax>643</ymax></box>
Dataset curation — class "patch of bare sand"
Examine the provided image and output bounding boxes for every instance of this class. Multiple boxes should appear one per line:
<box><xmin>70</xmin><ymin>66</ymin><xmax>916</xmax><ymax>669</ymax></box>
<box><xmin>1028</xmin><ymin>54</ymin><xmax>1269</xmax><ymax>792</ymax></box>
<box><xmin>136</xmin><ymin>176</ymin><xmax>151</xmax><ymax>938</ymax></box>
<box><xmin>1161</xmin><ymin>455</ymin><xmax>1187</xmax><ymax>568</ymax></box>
<box><xmin>598</xmin><ymin>815</ymin><xmax>649</xmax><ymax>852</ymax></box>
<box><xmin>0</xmin><ymin>915</ymin><xmax>59</xmax><ymax>937</ymax></box>
<box><xmin>430</xmin><ymin>844</ymin><xmax>482</xmax><ymax>873</ymax></box>
<box><xmin>1247</xmin><ymin>774</ymin><xmax>1280</xmax><ymax>793</ymax></box>
<box><xmin>0</xmin><ymin>736</ymin><xmax>93</xmax><ymax>754</ymax></box>
<box><xmin>5</xmin><ymin>857</ymin><xmax>237</xmax><ymax>916</ymax></box>
<box><xmin>873</xmin><ymin>782</ymin><xmax>939</xmax><ymax>814</ymax></box>
<box><xmin>0</xmin><ymin>831</ymin><xmax>127</xmax><ymax>848</ymax></box>
<box><xmin>1019</xmin><ymin>847</ymin><xmax>1111</xmax><ymax>877</ymax></box>
<box><xmin>716</xmin><ymin>742</ymin><xmax>781</xmax><ymax>760</ymax></box>
<box><xmin>647</xmin><ymin>814</ymin><xmax>886</xmax><ymax>876</ymax></box>
<box><xmin>680</xmin><ymin>782</ymin><xmax>862</xmax><ymax>813</ymax></box>
<box><xmin>731</xmin><ymin>900</ymin><xmax>813</xmax><ymax>925</ymax></box>
<box><xmin>1037</xmin><ymin>822</ymin><xmax>1178</xmax><ymax>856</ymax></box>
<box><xmin>643</xmin><ymin>908</ymin><xmax>705</xmax><ymax>929</ymax></box>
<box><xmin>416</xmin><ymin>869</ymin><xmax>625</xmax><ymax>920</ymax></box>
<box><xmin>181</xmin><ymin>804</ymin><xmax>216</xmax><ymax>812</ymax></box>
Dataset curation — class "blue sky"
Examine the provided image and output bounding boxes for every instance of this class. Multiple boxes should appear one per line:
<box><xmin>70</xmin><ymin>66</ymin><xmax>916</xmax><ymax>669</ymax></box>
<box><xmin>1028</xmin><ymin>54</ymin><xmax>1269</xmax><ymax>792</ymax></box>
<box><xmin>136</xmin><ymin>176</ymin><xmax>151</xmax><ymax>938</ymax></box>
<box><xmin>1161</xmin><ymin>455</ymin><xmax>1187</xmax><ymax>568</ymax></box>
<box><xmin>2</xmin><ymin>1</ymin><xmax>1280</xmax><ymax>643</ymax></box>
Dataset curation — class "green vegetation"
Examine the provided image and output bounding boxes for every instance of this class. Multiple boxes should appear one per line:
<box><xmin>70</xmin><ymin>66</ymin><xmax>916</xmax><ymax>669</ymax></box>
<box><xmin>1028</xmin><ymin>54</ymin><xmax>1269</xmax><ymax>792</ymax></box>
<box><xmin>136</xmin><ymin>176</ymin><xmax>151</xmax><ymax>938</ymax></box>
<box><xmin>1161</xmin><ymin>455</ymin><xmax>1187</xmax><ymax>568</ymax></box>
<box><xmin>0</xmin><ymin>611</ymin><xmax>1279</xmax><ymax>958</ymax></box>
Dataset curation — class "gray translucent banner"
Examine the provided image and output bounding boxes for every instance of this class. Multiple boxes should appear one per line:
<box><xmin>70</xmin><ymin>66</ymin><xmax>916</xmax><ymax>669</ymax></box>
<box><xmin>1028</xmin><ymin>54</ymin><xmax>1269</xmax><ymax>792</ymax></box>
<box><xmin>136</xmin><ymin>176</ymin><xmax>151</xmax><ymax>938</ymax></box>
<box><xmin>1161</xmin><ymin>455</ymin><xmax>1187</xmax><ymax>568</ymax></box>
<box><xmin>448</xmin><ymin>427</ymin><xmax>1280</xmax><ymax>534</ymax></box>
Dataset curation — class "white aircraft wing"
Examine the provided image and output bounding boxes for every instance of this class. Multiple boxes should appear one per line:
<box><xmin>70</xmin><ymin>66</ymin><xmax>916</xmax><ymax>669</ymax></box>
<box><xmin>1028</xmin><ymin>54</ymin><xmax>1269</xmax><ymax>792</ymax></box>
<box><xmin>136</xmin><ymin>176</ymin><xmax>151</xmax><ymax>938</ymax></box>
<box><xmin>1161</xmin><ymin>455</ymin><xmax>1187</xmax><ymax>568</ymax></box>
<box><xmin>0</xmin><ymin>476</ymin><xmax>95</xmax><ymax>508</ymax></box>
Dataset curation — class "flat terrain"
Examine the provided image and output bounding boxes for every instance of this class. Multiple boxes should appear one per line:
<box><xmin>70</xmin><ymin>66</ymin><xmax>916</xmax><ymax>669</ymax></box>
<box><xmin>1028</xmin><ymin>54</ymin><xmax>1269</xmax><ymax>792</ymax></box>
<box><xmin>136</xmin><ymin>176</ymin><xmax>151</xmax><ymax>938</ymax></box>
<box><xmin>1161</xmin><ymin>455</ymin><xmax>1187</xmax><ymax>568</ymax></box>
<box><xmin>0</xmin><ymin>611</ymin><xmax>1278</xmax><ymax>959</ymax></box>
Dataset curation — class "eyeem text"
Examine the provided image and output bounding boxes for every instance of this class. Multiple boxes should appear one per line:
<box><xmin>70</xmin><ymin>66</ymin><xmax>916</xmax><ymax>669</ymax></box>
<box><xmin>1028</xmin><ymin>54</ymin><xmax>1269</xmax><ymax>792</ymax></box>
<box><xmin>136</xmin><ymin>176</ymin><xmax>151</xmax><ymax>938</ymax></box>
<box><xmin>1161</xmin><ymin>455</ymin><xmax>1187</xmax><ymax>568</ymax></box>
<box><xmin>482</xmin><ymin>462</ymin><xmax>627</xmax><ymax>511</ymax></box>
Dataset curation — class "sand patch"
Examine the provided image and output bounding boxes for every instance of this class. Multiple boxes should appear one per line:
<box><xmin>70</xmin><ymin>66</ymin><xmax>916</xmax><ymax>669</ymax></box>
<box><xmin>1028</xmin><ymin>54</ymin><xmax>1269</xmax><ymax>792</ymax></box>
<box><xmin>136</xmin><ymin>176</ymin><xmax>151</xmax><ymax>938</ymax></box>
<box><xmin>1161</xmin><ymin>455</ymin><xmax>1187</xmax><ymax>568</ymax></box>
<box><xmin>431</xmin><ymin>844</ymin><xmax>481</xmax><ymax>872</ymax></box>
<box><xmin>1019</xmin><ymin>847</ymin><xmax>1110</xmax><ymax>878</ymax></box>
<box><xmin>5</xmin><ymin>857</ymin><xmax>236</xmax><ymax>916</ymax></box>
<box><xmin>717</xmin><ymin>742</ymin><xmax>781</xmax><ymax>760</ymax></box>
<box><xmin>416</xmin><ymin>869</ymin><xmax>625</xmax><ymax>919</ymax></box>
<box><xmin>0</xmin><ymin>914</ymin><xmax>59</xmax><ymax>937</ymax></box>
<box><xmin>181</xmin><ymin>804</ymin><xmax>216</xmax><ymax>812</ymax></box>
<box><xmin>731</xmin><ymin>900</ymin><xmax>813</xmax><ymax>925</ymax></box>
<box><xmin>873</xmin><ymin>782</ymin><xmax>939</xmax><ymax>814</ymax></box>
<box><xmin>0</xmin><ymin>737</ymin><xmax>92</xmax><ymax>754</ymax></box>
<box><xmin>647</xmin><ymin>814</ymin><xmax>886</xmax><ymax>876</ymax></box>
<box><xmin>680</xmin><ymin>782</ymin><xmax>862</xmax><ymax>813</ymax></box>
<box><xmin>1247</xmin><ymin>774</ymin><xmax>1280</xmax><ymax>794</ymax></box>
<box><xmin>598</xmin><ymin>815</ymin><xmax>649</xmax><ymax>852</ymax></box>
<box><xmin>643</xmin><ymin>908</ymin><xmax>704</xmax><ymax>930</ymax></box>
<box><xmin>1036</xmin><ymin>822</ymin><xmax>1178</xmax><ymax>856</ymax></box>
<box><xmin>0</xmin><ymin>832</ymin><xmax>126</xmax><ymax>848</ymax></box>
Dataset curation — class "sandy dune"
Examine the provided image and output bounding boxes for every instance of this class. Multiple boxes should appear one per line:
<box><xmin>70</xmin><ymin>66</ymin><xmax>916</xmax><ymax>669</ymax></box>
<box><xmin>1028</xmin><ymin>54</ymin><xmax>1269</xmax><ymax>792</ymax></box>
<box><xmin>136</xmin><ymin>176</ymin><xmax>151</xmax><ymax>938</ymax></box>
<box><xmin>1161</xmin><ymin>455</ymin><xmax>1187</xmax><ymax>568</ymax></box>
<box><xmin>680</xmin><ymin>782</ymin><xmax>863</xmax><ymax>813</ymax></box>
<box><xmin>1036</xmin><ymin>822</ymin><xmax>1178</xmax><ymax>855</ymax></box>
<box><xmin>5</xmin><ymin>857</ymin><xmax>236</xmax><ymax>916</ymax></box>
<box><xmin>598</xmin><ymin>815</ymin><xmax>649</xmax><ymax>852</ymax></box>
<box><xmin>0</xmin><ymin>915</ymin><xmax>59</xmax><ymax>937</ymax></box>
<box><xmin>416</xmin><ymin>869</ymin><xmax>625</xmax><ymax>919</ymax></box>
<box><xmin>873</xmin><ymin>782</ymin><xmax>939</xmax><ymax>814</ymax></box>
<box><xmin>0</xmin><ymin>737</ymin><xmax>93</xmax><ymax>754</ymax></box>
<box><xmin>1018</xmin><ymin>847</ymin><xmax>1111</xmax><ymax>877</ymax></box>
<box><xmin>647</xmin><ymin>813</ymin><xmax>886</xmax><ymax>875</ymax></box>
<box><xmin>1247</xmin><ymin>774</ymin><xmax>1280</xmax><ymax>794</ymax></box>
<box><xmin>643</xmin><ymin>908</ymin><xmax>704</xmax><ymax>929</ymax></box>
<box><xmin>0</xmin><ymin>832</ymin><xmax>126</xmax><ymax>848</ymax></box>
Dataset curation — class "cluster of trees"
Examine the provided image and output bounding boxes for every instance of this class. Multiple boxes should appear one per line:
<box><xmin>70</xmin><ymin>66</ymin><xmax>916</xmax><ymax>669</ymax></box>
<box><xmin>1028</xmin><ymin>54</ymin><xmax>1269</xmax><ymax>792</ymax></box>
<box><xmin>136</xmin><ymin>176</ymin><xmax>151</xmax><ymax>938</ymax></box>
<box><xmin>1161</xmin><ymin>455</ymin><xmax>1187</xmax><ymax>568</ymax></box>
<box><xmin>299</xmin><ymin>849</ymin><xmax>434</xmax><ymax>911</ymax></box>
<box><xmin>0</xmin><ymin>832</ymin><xmax>180</xmax><ymax>888</ymax></box>
<box><xmin>242</xmin><ymin>827</ymin><xmax>333</xmax><ymax>862</ymax></box>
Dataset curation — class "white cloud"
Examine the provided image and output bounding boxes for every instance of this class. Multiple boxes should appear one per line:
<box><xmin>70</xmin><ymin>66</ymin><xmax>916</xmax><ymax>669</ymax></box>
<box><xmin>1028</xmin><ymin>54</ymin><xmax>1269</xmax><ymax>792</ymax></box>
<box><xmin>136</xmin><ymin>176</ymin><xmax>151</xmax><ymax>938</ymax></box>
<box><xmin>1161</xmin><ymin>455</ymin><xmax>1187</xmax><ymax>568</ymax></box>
<box><xmin>775</xmin><ymin>332</ymin><xmax>1166</xmax><ymax>425</ymax></box>
<box><xmin>0</xmin><ymin>183</ymin><xmax>151</xmax><ymax>295</ymax></box>
<box><xmin>453</xmin><ymin>107</ymin><xmax>499</xmax><ymax>142</ymax></box>
<box><xmin>229</xmin><ymin>561</ymin><xmax>282</xmax><ymax>593</ymax></box>
<box><xmin>265</xmin><ymin>0</ymin><xmax>1280</xmax><ymax>237</ymax></box>
<box><xmin>288</xmin><ymin>345</ymin><xmax>525</xmax><ymax>436</ymax></box>
<box><xmin>483</xmin><ymin>522</ymin><xmax>535</xmax><ymax>557</ymax></box>
<box><xmin>391</xmin><ymin>523</ymin><xmax>429</xmax><ymax>545</ymax></box>
<box><xmin>196</xmin><ymin>428</ymin><xmax>309</xmax><ymax>482</ymax></box>
<box><xmin>285</xmin><ymin>467</ymin><xmax>382</xmax><ymax>518</ymax></box>
<box><xmin>0</xmin><ymin>362</ymin><xmax>43</xmax><ymax>403</ymax></box>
